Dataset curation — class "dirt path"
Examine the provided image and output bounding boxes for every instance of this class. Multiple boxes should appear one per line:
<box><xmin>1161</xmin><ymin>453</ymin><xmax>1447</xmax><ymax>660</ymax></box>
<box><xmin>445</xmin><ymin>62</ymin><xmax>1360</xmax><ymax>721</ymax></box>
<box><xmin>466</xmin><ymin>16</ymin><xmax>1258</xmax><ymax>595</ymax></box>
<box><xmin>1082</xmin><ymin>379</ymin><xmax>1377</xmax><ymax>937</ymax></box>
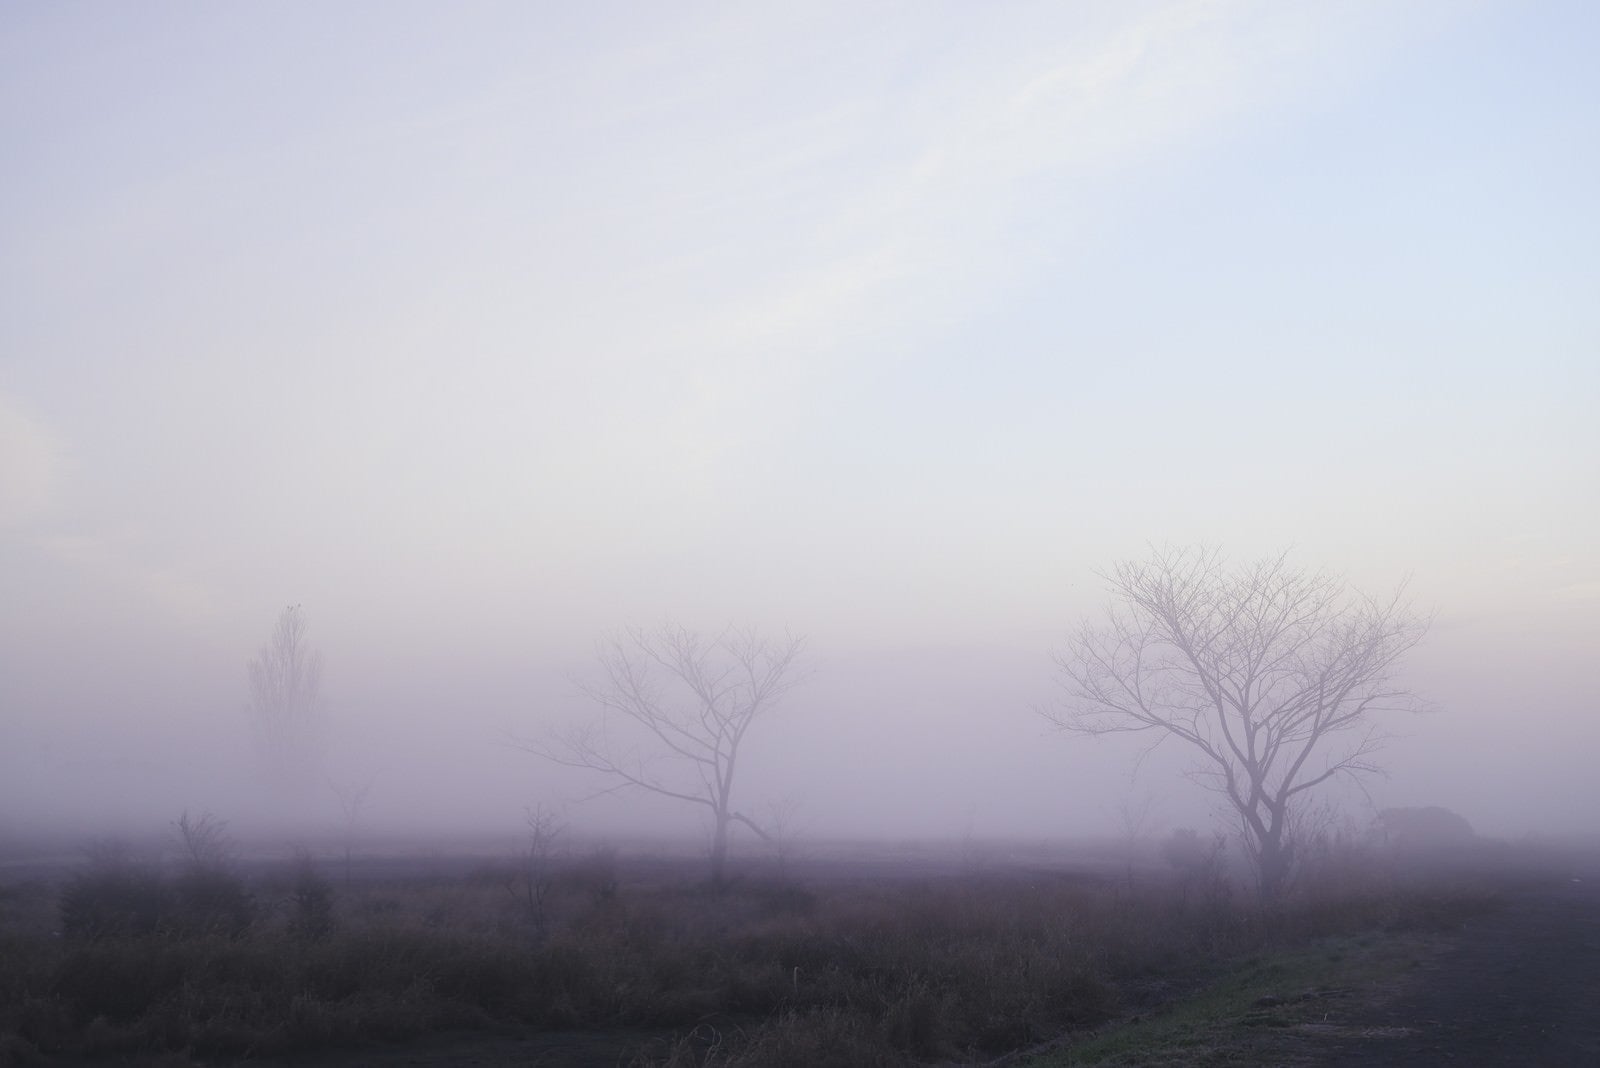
<box><xmin>1311</xmin><ymin>864</ymin><xmax>1600</xmax><ymax>1066</ymax></box>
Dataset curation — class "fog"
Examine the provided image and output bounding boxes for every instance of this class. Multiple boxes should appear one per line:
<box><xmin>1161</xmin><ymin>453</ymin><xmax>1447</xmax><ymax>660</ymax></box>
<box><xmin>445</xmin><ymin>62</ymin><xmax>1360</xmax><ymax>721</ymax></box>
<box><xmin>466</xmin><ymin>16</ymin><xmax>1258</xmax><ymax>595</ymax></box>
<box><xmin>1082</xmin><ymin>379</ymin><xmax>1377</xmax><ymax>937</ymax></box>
<box><xmin>2</xmin><ymin>2</ymin><xmax>1596</xmax><ymax>853</ymax></box>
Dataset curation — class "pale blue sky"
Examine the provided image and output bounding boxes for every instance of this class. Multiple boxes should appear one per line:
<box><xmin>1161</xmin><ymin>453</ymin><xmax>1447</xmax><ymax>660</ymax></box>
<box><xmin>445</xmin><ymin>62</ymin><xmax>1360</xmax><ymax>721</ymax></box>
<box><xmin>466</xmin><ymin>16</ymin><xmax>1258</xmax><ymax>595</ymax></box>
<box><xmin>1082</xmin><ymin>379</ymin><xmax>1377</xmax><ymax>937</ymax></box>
<box><xmin>2</xmin><ymin>1</ymin><xmax>1596</xmax><ymax>836</ymax></box>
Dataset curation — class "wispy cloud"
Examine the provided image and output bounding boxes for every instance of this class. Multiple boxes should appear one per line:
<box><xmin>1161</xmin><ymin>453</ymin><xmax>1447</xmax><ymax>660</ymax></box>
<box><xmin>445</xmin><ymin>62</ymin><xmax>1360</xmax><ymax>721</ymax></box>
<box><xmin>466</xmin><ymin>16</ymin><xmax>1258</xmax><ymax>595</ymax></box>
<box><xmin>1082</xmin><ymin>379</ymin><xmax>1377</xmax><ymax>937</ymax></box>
<box><xmin>541</xmin><ymin>1</ymin><xmax>1437</xmax><ymax>485</ymax></box>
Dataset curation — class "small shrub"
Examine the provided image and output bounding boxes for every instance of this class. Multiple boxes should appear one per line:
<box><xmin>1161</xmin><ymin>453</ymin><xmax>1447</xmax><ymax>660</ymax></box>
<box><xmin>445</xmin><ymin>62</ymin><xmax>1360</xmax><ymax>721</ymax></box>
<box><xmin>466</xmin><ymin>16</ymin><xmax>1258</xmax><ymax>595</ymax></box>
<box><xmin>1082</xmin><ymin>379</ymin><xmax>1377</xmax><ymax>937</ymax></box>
<box><xmin>171</xmin><ymin>868</ymin><xmax>255</xmax><ymax>938</ymax></box>
<box><xmin>288</xmin><ymin>853</ymin><xmax>335</xmax><ymax>941</ymax></box>
<box><xmin>59</xmin><ymin>849</ymin><xmax>171</xmax><ymax>940</ymax></box>
<box><xmin>166</xmin><ymin>811</ymin><xmax>254</xmax><ymax>938</ymax></box>
<box><xmin>171</xmin><ymin>812</ymin><xmax>234</xmax><ymax>870</ymax></box>
<box><xmin>743</xmin><ymin>879</ymin><xmax>817</xmax><ymax>917</ymax></box>
<box><xmin>561</xmin><ymin>847</ymin><xmax>620</xmax><ymax>905</ymax></box>
<box><xmin>1161</xmin><ymin>827</ymin><xmax>1231</xmax><ymax>908</ymax></box>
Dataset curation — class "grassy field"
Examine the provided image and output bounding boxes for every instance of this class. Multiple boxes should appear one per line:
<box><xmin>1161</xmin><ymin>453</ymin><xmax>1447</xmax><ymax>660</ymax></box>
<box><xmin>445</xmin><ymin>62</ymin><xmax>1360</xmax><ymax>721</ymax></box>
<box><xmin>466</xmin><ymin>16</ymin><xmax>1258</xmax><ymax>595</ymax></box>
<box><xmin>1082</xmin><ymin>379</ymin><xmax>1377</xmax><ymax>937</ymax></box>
<box><xmin>1019</xmin><ymin>926</ymin><xmax>1456</xmax><ymax>1067</ymax></box>
<box><xmin>0</xmin><ymin>832</ymin><xmax>1519</xmax><ymax>1066</ymax></box>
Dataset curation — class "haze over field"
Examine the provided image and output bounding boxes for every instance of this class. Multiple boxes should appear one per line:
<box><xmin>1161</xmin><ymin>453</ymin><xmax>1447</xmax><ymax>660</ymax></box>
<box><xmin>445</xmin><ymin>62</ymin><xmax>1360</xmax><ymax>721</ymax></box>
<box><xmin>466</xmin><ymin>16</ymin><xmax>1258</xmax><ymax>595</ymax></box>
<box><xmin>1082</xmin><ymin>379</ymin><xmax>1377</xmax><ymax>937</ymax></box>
<box><xmin>2</xmin><ymin>2</ymin><xmax>1595</xmax><ymax>844</ymax></box>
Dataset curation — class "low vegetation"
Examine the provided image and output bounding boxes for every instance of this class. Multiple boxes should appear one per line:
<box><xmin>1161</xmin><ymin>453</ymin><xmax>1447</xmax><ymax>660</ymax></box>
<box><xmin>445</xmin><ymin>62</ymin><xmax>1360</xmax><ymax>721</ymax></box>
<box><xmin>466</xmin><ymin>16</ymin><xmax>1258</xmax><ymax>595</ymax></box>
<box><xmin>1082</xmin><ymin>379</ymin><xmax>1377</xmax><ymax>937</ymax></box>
<box><xmin>0</xmin><ymin>830</ymin><xmax>1515</xmax><ymax>1067</ymax></box>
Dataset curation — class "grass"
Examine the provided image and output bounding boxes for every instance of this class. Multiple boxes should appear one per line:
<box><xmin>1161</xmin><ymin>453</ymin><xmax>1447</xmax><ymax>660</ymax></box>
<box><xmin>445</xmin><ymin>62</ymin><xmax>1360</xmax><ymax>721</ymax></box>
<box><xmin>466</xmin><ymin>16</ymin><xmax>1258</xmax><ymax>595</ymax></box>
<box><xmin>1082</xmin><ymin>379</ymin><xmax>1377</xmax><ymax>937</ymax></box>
<box><xmin>0</xmin><ymin>838</ymin><xmax>1517</xmax><ymax>1067</ymax></box>
<box><xmin>1023</xmin><ymin>892</ymin><xmax>1499</xmax><ymax>1067</ymax></box>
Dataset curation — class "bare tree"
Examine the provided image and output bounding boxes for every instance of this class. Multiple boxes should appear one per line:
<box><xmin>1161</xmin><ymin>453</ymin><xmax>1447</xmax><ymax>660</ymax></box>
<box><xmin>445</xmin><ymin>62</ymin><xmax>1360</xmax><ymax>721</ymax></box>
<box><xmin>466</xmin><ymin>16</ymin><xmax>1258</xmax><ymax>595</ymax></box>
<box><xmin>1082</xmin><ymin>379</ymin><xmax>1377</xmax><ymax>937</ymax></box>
<box><xmin>516</xmin><ymin>804</ymin><xmax>565</xmax><ymax>929</ymax></box>
<box><xmin>1042</xmin><ymin>548</ymin><xmax>1426</xmax><ymax>902</ymax></box>
<box><xmin>246</xmin><ymin>605</ymin><xmax>324</xmax><ymax>789</ymax></box>
<box><xmin>1111</xmin><ymin>791</ymin><xmax>1158</xmax><ymax>893</ymax></box>
<box><xmin>519</xmin><ymin>624</ymin><xmax>806</xmax><ymax>885</ymax></box>
<box><xmin>764</xmin><ymin>796</ymin><xmax>807</xmax><ymax>880</ymax></box>
<box><xmin>171</xmin><ymin>810</ymin><xmax>234</xmax><ymax>871</ymax></box>
<box><xmin>329</xmin><ymin>777</ymin><xmax>372</xmax><ymax>885</ymax></box>
<box><xmin>1159</xmin><ymin>827</ymin><xmax>1230</xmax><ymax>909</ymax></box>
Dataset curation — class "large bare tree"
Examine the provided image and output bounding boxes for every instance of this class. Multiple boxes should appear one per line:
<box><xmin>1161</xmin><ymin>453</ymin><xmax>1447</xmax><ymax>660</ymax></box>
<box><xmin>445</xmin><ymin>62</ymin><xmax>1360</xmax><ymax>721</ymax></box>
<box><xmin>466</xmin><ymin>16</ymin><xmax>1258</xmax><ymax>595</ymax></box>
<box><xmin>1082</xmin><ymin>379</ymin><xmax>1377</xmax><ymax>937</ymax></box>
<box><xmin>522</xmin><ymin>624</ymin><xmax>805</xmax><ymax>884</ymax></box>
<box><xmin>1042</xmin><ymin>549</ymin><xmax>1426</xmax><ymax>901</ymax></box>
<box><xmin>246</xmin><ymin>604</ymin><xmax>324</xmax><ymax>789</ymax></box>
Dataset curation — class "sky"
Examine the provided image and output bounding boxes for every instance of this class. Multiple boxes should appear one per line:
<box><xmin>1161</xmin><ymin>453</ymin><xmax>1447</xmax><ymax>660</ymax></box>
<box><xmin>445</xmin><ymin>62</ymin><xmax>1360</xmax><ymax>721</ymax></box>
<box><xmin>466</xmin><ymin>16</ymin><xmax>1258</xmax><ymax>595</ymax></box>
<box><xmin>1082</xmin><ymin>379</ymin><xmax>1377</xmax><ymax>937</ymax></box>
<box><xmin>2</xmin><ymin>1</ymin><xmax>1596</xmax><ymax>844</ymax></box>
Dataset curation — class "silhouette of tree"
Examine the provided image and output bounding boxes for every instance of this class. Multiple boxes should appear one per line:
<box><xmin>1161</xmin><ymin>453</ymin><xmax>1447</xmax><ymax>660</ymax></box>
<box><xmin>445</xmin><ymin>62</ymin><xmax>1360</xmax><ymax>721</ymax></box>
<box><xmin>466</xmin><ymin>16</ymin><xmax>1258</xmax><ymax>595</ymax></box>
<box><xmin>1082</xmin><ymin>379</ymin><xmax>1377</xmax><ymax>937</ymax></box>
<box><xmin>1043</xmin><ymin>548</ymin><xmax>1426</xmax><ymax>901</ymax></box>
<box><xmin>520</xmin><ymin>624</ymin><xmax>805</xmax><ymax>885</ymax></box>
<box><xmin>246</xmin><ymin>605</ymin><xmax>324</xmax><ymax>790</ymax></box>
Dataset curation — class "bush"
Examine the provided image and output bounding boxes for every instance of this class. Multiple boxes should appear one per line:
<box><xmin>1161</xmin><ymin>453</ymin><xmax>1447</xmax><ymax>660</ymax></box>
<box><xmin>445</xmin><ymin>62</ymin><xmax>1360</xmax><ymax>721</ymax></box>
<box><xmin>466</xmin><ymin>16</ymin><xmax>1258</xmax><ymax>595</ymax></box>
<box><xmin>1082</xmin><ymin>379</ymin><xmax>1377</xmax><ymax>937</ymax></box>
<box><xmin>288</xmin><ymin>854</ymin><xmax>335</xmax><ymax>941</ymax></box>
<box><xmin>168</xmin><ymin>812</ymin><xmax>255</xmax><ymax>938</ymax></box>
<box><xmin>560</xmin><ymin>847</ymin><xmax>621</xmax><ymax>905</ymax></box>
<box><xmin>59</xmin><ymin>850</ymin><xmax>172</xmax><ymax>940</ymax></box>
<box><xmin>52</xmin><ymin>941</ymin><xmax>188</xmax><ymax>1022</ymax></box>
<box><xmin>12</xmin><ymin>835</ymin><xmax>1514</xmax><ymax>1066</ymax></box>
<box><xmin>58</xmin><ymin>820</ymin><xmax>256</xmax><ymax>942</ymax></box>
<box><xmin>169</xmin><ymin>867</ymin><xmax>254</xmax><ymax>937</ymax></box>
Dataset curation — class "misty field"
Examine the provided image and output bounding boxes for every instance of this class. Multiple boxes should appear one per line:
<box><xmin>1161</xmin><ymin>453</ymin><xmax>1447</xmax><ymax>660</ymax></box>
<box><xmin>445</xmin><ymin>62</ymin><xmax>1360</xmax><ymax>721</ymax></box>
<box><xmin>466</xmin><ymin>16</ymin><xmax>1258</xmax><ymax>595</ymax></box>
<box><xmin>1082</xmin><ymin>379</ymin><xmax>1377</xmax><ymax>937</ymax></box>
<box><xmin>0</xmin><ymin>830</ymin><xmax>1554</xmax><ymax>1067</ymax></box>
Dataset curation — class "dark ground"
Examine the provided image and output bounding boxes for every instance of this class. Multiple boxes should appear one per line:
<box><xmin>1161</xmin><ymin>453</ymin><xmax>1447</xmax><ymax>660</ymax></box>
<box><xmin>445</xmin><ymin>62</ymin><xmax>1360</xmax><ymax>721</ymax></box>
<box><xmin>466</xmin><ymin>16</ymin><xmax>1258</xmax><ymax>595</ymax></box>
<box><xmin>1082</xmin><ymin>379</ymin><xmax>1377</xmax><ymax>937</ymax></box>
<box><xmin>245</xmin><ymin>855</ymin><xmax>1600</xmax><ymax>1068</ymax></box>
<box><xmin>11</xmin><ymin>841</ymin><xmax>1598</xmax><ymax>1067</ymax></box>
<box><xmin>1308</xmin><ymin>859</ymin><xmax>1600</xmax><ymax>1067</ymax></box>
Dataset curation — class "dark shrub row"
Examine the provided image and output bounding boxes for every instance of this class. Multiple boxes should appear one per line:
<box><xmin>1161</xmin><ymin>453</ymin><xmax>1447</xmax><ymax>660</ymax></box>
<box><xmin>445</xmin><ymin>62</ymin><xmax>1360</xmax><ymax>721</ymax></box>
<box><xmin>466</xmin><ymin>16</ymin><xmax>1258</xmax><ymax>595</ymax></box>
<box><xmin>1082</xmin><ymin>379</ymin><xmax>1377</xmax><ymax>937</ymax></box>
<box><xmin>59</xmin><ymin>862</ymin><xmax>256</xmax><ymax>940</ymax></box>
<box><xmin>0</xmin><ymin>848</ymin><xmax>1510</xmax><ymax>1066</ymax></box>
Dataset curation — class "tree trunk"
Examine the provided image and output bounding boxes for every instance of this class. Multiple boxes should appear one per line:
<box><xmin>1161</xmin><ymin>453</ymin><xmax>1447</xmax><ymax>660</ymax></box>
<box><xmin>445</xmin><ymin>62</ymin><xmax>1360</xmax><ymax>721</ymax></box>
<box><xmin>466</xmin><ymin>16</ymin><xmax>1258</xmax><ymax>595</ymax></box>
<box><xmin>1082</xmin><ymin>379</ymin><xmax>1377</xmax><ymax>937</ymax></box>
<box><xmin>1256</xmin><ymin>833</ymin><xmax>1291</xmax><ymax>903</ymax></box>
<box><xmin>710</xmin><ymin>812</ymin><xmax>730</xmax><ymax>887</ymax></box>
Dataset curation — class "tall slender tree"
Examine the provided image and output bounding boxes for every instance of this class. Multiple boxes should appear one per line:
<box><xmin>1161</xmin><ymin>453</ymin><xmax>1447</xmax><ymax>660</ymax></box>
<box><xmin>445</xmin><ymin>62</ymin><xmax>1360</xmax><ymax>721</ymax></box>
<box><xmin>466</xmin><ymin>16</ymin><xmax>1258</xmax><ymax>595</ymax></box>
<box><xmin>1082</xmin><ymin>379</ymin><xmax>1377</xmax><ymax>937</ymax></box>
<box><xmin>246</xmin><ymin>605</ymin><xmax>324</xmax><ymax>790</ymax></box>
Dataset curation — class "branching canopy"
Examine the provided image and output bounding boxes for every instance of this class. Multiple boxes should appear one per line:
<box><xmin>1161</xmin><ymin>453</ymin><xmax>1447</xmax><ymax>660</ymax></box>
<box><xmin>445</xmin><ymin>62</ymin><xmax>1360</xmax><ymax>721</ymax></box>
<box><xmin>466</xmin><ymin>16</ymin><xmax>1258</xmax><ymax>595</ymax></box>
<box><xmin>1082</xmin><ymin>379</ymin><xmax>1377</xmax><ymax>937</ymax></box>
<box><xmin>520</xmin><ymin>624</ymin><xmax>806</xmax><ymax>851</ymax></box>
<box><xmin>1044</xmin><ymin>548</ymin><xmax>1427</xmax><ymax>896</ymax></box>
